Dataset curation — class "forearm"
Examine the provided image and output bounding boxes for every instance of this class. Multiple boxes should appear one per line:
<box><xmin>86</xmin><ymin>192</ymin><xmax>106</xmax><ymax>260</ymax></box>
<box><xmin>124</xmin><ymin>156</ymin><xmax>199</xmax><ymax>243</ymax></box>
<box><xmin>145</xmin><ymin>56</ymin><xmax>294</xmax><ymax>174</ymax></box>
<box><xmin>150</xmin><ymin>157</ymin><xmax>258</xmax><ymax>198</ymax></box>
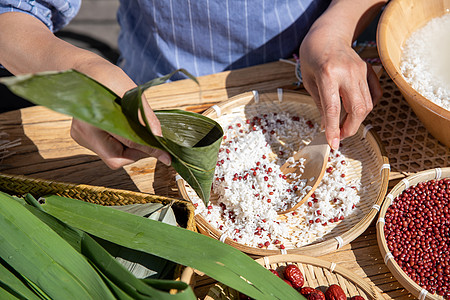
<box><xmin>308</xmin><ymin>0</ymin><xmax>387</xmax><ymax>45</ymax></box>
<box><xmin>0</xmin><ymin>12</ymin><xmax>135</xmax><ymax>97</ymax></box>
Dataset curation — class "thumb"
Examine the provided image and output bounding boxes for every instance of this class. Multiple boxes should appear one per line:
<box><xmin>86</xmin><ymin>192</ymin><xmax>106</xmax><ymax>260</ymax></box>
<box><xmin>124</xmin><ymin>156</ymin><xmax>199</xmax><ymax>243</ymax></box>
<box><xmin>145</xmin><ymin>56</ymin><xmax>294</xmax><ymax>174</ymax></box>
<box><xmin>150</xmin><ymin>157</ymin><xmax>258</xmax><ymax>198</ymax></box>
<box><xmin>139</xmin><ymin>95</ymin><xmax>163</xmax><ymax>137</ymax></box>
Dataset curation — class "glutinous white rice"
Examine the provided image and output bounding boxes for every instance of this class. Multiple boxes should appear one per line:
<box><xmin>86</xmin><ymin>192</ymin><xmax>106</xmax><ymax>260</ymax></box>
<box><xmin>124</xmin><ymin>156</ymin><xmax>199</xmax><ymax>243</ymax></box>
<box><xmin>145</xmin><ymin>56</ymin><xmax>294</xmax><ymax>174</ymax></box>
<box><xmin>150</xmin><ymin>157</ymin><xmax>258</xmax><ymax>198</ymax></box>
<box><xmin>400</xmin><ymin>13</ymin><xmax>450</xmax><ymax>110</ymax></box>
<box><xmin>185</xmin><ymin>110</ymin><xmax>361</xmax><ymax>249</ymax></box>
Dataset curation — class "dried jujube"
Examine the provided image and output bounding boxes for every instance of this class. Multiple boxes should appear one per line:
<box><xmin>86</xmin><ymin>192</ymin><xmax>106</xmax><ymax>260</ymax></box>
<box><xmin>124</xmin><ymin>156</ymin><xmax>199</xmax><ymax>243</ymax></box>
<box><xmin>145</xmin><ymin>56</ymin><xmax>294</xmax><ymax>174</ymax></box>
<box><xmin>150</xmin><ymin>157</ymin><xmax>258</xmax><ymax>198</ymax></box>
<box><xmin>300</xmin><ymin>287</ymin><xmax>317</xmax><ymax>296</ymax></box>
<box><xmin>325</xmin><ymin>284</ymin><xmax>346</xmax><ymax>300</ymax></box>
<box><xmin>269</xmin><ymin>268</ymin><xmax>280</xmax><ymax>277</ymax></box>
<box><xmin>300</xmin><ymin>287</ymin><xmax>326</xmax><ymax>299</ymax></box>
<box><xmin>283</xmin><ymin>279</ymin><xmax>293</xmax><ymax>287</ymax></box>
<box><xmin>283</xmin><ymin>264</ymin><xmax>305</xmax><ymax>289</ymax></box>
<box><xmin>307</xmin><ymin>291</ymin><xmax>326</xmax><ymax>300</ymax></box>
<box><xmin>267</xmin><ymin>265</ymin><xmax>351</xmax><ymax>299</ymax></box>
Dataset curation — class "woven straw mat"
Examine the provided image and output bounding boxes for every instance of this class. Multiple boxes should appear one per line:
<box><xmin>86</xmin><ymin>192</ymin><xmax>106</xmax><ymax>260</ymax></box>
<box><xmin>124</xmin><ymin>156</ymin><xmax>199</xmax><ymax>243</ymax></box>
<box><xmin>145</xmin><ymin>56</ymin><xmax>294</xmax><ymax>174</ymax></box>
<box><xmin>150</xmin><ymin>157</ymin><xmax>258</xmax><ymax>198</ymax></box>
<box><xmin>365</xmin><ymin>70</ymin><xmax>450</xmax><ymax>183</ymax></box>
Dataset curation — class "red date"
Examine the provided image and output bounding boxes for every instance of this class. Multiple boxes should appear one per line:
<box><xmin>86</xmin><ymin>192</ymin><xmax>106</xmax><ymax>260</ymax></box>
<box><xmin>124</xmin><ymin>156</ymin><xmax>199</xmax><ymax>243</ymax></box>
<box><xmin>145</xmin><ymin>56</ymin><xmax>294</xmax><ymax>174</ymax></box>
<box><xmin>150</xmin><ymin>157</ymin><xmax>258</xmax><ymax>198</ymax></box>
<box><xmin>283</xmin><ymin>264</ymin><xmax>304</xmax><ymax>289</ymax></box>
<box><xmin>308</xmin><ymin>291</ymin><xmax>326</xmax><ymax>300</ymax></box>
<box><xmin>283</xmin><ymin>279</ymin><xmax>293</xmax><ymax>287</ymax></box>
<box><xmin>300</xmin><ymin>287</ymin><xmax>317</xmax><ymax>296</ymax></box>
<box><xmin>269</xmin><ymin>269</ymin><xmax>280</xmax><ymax>277</ymax></box>
<box><xmin>325</xmin><ymin>284</ymin><xmax>346</xmax><ymax>300</ymax></box>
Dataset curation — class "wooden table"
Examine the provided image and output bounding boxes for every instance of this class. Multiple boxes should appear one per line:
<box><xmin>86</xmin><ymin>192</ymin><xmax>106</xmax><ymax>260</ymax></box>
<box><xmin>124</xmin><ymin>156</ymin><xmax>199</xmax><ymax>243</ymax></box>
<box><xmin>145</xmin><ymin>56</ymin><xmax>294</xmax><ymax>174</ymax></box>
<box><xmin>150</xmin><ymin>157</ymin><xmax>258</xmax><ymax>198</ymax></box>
<box><xmin>1</xmin><ymin>56</ymin><xmax>445</xmax><ymax>299</ymax></box>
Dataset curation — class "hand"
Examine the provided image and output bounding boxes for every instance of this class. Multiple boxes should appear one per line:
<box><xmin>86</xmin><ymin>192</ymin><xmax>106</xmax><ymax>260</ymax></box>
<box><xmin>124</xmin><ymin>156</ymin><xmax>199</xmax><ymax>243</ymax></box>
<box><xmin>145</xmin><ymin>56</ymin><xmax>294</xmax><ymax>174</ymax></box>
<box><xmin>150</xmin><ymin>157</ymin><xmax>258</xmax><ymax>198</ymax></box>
<box><xmin>299</xmin><ymin>28</ymin><xmax>382</xmax><ymax>150</ymax></box>
<box><xmin>70</xmin><ymin>97</ymin><xmax>171</xmax><ymax>170</ymax></box>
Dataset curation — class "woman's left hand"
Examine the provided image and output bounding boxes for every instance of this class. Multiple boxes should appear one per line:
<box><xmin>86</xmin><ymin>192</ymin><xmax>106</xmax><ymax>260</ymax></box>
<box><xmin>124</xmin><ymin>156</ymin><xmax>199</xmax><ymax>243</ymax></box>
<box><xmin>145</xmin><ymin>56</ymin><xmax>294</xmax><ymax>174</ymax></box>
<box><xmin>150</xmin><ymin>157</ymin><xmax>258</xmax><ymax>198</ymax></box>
<box><xmin>298</xmin><ymin>0</ymin><xmax>385</xmax><ymax>150</ymax></box>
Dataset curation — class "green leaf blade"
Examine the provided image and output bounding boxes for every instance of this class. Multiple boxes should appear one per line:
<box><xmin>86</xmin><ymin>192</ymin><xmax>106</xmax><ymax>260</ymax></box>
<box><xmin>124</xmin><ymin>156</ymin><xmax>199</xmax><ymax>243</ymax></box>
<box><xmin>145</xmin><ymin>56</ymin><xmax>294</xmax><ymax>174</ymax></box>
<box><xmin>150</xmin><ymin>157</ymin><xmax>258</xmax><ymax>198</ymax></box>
<box><xmin>0</xmin><ymin>259</ymin><xmax>41</xmax><ymax>300</ymax></box>
<box><xmin>122</xmin><ymin>73</ymin><xmax>222</xmax><ymax>204</ymax></box>
<box><xmin>17</xmin><ymin>195</ymin><xmax>194</xmax><ymax>299</ymax></box>
<box><xmin>0</xmin><ymin>70</ymin><xmax>160</xmax><ymax>150</ymax></box>
<box><xmin>40</xmin><ymin>195</ymin><xmax>304</xmax><ymax>300</ymax></box>
<box><xmin>0</xmin><ymin>192</ymin><xmax>115</xmax><ymax>300</ymax></box>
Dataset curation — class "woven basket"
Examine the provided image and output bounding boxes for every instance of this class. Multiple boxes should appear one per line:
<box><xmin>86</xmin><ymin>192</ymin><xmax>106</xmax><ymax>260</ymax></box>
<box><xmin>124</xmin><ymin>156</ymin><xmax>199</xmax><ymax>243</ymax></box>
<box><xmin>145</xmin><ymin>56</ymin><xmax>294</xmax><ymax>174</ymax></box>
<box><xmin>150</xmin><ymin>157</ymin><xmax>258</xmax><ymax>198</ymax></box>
<box><xmin>0</xmin><ymin>173</ymin><xmax>195</xmax><ymax>232</ymax></box>
<box><xmin>177</xmin><ymin>90</ymin><xmax>389</xmax><ymax>257</ymax></box>
<box><xmin>181</xmin><ymin>254</ymin><xmax>382</xmax><ymax>299</ymax></box>
<box><xmin>377</xmin><ymin>167</ymin><xmax>450</xmax><ymax>300</ymax></box>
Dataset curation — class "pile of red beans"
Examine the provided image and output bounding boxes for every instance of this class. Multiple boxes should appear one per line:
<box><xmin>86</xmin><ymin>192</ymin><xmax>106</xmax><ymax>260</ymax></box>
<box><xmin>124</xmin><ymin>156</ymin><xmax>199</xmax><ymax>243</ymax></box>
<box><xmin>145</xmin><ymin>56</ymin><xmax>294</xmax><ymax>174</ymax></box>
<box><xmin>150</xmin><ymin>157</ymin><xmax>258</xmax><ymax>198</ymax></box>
<box><xmin>384</xmin><ymin>178</ymin><xmax>450</xmax><ymax>298</ymax></box>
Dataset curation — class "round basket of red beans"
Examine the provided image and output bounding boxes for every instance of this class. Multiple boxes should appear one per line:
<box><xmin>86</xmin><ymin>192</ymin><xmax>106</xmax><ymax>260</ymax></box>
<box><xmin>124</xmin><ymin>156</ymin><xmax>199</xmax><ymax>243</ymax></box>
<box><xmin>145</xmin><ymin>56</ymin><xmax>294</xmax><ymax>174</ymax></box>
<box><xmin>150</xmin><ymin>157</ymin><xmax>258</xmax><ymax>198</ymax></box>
<box><xmin>377</xmin><ymin>167</ymin><xmax>450</xmax><ymax>299</ymax></box>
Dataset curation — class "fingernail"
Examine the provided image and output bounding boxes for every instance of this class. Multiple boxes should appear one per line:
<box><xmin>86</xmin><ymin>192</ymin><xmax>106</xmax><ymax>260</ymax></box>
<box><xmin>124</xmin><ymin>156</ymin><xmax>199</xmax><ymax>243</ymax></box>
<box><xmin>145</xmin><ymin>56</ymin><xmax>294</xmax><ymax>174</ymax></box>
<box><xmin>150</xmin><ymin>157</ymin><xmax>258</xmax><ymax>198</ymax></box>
<box><xmin>158</xmin><ymin>153</ymin><xmax>172</xmax><ymax>166</ymax></box>
<box><xmin>331</xmin><ymin>138</ymin><xmax>340</xmax><ymax>150</ymax></box>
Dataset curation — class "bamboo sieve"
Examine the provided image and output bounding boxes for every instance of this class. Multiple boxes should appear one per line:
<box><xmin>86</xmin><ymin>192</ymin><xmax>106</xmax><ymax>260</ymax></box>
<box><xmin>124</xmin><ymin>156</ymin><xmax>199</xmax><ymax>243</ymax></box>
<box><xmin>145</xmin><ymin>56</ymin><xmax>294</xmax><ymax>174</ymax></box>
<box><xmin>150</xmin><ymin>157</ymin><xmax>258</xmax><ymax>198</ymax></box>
<box><xmin>181</xmin><ymin>254</ymin><xmax>382</xmax><ymax>299</ymax></box>
<box><xmin>177</xmin><ymin>90</ymin><xmax>389</xmax><ymax>257</ymax></box>
<box><xmin>377</xmin><ymin>167</ymin><xmax>450</xmax><ymax>300</ymax></box>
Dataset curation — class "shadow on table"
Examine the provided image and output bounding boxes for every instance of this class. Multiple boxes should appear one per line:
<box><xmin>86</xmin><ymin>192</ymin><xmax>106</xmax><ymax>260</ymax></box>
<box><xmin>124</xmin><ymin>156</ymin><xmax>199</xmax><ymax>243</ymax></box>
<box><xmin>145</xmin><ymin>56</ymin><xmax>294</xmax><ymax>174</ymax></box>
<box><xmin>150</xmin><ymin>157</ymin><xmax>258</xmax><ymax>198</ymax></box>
<box><xmin>348</xmin><ymin>222</ymin><xmax>412</xmax><ymax>298</ymax></box>
<box><xmin>0</xmin><ymin>109</ymin><xmax>176</xmax><ymax>197</ymax></box>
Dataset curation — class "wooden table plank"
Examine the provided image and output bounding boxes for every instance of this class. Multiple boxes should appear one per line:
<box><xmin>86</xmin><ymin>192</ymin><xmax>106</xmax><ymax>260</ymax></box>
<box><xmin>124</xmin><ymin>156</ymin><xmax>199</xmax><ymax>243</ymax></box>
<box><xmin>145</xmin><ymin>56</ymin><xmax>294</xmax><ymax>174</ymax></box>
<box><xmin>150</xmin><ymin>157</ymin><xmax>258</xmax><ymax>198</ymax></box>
<box><xmin>145</xmin><ymin>60</ymin><xmax>299</xmax><ymax>111</ymax></box>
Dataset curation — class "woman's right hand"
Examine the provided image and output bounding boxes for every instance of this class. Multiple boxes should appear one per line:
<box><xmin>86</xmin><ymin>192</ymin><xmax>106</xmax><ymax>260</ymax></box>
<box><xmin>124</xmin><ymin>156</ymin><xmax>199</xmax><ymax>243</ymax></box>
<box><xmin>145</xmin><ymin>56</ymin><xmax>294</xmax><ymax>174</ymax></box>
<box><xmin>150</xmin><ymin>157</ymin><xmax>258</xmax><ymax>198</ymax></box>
<box><xmin>70</xmin><ymin>97</ymin><xmax>171</xmax><ymax>170</ymax></box>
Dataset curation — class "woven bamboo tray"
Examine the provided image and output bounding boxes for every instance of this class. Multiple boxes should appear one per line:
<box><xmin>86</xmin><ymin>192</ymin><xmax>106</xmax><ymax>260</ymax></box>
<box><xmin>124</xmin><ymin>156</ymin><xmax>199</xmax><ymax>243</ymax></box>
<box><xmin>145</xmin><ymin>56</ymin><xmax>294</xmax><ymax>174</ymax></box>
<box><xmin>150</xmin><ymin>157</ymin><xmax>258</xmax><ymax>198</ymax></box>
<box><xmin>0</xmin><ymin>172</ymin><xmax>195</xmax><ymax>232</ymax></box>
<box><xmin>377</xmin><ymin>167</ymin><xmax>450</xmax><ymax>300</ymax></box>
<box><xmin>181</xmin><ymin>254</ymin><xmax>382</xmax><ymax>299</ymax></box>
<box><xmin>177</xmin><ymin>90</ymin><xmax>389</xmax><ymax>257</ymax></box>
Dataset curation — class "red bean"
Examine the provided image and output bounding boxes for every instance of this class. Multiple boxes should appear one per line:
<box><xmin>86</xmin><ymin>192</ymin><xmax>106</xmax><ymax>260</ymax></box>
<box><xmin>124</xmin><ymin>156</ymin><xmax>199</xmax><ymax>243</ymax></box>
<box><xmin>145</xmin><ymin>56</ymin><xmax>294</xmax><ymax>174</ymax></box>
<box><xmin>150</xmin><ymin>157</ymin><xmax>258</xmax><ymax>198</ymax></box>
<box><xmin>385</xmin><ymin>178</ymin><xmax>450</xmax><ymax>297</ymax></box>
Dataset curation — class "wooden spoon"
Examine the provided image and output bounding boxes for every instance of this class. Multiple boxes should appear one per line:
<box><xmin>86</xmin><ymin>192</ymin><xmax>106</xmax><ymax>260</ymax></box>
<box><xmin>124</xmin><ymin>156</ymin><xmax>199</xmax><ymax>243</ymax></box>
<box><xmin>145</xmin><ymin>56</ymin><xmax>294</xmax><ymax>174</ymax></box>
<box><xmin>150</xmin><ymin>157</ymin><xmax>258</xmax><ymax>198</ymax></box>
<box><xmin>277</xmin><ymin>65</ymin><xmax>384</xmax><ymax>214</ymax></box>
<box><xmin>278</xmin><ymin>131</ymin><xmax>330</xmax><ymax>214</ymax></box>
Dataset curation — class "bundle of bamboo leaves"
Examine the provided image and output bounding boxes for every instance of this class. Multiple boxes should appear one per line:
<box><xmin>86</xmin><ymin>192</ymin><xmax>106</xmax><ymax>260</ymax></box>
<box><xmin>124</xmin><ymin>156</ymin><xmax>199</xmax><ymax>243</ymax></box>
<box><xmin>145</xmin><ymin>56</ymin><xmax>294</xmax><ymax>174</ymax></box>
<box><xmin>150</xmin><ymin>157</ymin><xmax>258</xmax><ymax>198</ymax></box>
<box><xmin>0</xmin><ymin>191</ymin><xmax>303</xmax><ymax>299</ymax></box>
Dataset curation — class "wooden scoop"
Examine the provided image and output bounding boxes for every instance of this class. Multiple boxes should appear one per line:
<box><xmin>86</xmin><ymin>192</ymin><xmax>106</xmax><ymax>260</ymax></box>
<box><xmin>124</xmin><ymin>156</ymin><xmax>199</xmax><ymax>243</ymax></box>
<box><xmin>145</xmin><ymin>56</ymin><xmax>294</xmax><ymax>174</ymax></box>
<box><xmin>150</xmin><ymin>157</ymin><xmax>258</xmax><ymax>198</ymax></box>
<box><xmin>278</xmin><ymin>131</ymin><xmax>330</xmax><ymax>214</ymax></box>
<box><xmin>277</xmin><ymin>65</ymin><xmax>384</xmax><ymax>214</ymax></box>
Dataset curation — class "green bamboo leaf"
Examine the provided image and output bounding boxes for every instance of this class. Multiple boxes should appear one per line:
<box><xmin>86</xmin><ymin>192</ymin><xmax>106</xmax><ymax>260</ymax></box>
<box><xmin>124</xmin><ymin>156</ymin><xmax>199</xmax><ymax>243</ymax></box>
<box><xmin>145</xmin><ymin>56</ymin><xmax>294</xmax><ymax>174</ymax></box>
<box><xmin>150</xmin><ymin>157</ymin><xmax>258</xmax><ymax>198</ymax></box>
<box><xmin>110</xmin><ymin>202</ymin><xmax>178</xmax><ymax>279</ymax></box>
<box><xmin>40</xmin><ymin>195</ymin><xmax>304</xmax><ymax>300</ymax></box>
<box><xmin>0</xmin><ymin>71</ymin><xmax>159</xmax><ymax>151</ymax></box>
<box><xmin>0</xmin><ymin>70</ymin><xmax>223</xmax><ymax>203</ymax></box>
<box><xmin>93</xmin><ymin>272</ymin><xmax>136</xmax><ymax>300</ymax></box>
<box><xmin>18</xmin><ymin>194</ymin><xmax>194</xmax><ymax>299</ymax></box>
<box><xmin>82</xmin><ymin>236</ymin><xmax>196</xmax><ymax>300</ymax></box>
<box><xmin>0</xmin><ymin>287</ymin><xmax>21</xmax><ymax>300</ymax></box>
<box><xmin>112</xmin><ymin>202</ymin><xmax>176</xmax><ymax>223</ymax></box>
<box><xmin>0</xmin><ymin>192</ymin><xmax>115</xmax><ymax>300</ymax></box>
<box><xmin>21</xmin><ymin>278</ymin><xmax>51</xmax><ymax>300</ymax></box>
<box><xmin>142</xmin><ymin>279</ymin><xmax>191</xmax><ymax>291</ymax></box>
<box><xmin>0</xmin><ymin>258</ymin><xmax>41</xmax><ymax>300</ymax></box>
<box><xmin>121</xmin><ymin>70</ymin><xmax>221</xmax><ymax>202</ymax></box>
<box><xmin>154</xmin><ymin>110</ymin><xmax>222</xmax><ymax>203</ymax></box>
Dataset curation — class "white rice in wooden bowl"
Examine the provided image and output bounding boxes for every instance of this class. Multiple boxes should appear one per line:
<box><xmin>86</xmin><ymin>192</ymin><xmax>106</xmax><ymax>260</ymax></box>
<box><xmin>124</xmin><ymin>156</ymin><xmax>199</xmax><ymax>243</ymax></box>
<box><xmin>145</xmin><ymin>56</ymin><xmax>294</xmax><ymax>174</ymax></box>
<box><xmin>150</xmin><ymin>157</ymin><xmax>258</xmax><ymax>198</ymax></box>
<box><xmin>184</xmin><ymin>109</ymin><xmax>363</xmax><ymax>250</ymax></box>
<box><xmin>400</xmin><ymin>13</ymin><xmax>450</xmax><ymax>110</ymax></box>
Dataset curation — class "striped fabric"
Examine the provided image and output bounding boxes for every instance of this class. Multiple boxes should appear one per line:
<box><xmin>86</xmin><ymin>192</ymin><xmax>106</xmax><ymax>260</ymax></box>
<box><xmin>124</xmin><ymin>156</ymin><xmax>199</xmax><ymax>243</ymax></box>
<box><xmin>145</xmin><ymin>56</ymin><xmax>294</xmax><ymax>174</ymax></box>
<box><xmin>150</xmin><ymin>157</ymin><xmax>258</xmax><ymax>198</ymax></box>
<box><xmin>117</xmin><ymin>0</ymin><xmax>330</xmax><ymax>84</ymax></box>
<box><xmin>0</xmin><ymin>0</ymin><xmax>80</xmax><ymax>31</ymax></box>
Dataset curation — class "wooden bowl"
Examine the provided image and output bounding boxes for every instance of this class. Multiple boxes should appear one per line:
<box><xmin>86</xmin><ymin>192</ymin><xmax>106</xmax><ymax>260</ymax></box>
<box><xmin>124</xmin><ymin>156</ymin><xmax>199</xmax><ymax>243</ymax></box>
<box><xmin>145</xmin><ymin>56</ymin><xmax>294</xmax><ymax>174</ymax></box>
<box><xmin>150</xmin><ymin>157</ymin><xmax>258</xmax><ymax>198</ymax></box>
<box><xmin>181</xmin><ymin>255</ymin><xmax>382</xmax><ymax>299</ymax></box>
<box><xmin>377</xmin><ymin>167</ymin><xmax>450</xmax><ymax>299</ymax></box>
<box><xmin>377</xmin><ymin>0</ymin><xmax>450</xmax><ymax>148</ymax></box>
<box><xmin>177</xmin><ymin>90</ymin><xmax>389</xmax><ymax>257</ymax></box>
